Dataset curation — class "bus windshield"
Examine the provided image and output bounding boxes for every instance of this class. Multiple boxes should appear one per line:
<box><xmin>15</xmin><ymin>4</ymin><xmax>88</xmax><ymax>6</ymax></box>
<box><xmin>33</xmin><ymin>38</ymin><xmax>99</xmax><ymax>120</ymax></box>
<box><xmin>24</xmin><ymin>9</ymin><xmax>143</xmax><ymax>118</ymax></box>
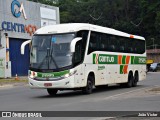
<box><xmin>30</xmin><ymin>33</ymin><xmax>75</xmax><ymax>70</ymax></box>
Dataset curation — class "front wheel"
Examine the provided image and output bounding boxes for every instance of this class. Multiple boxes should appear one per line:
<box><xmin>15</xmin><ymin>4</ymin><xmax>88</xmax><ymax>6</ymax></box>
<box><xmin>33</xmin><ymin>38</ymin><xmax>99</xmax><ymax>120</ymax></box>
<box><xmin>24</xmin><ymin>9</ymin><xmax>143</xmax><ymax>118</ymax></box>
<box><xmin>82</xmin><ymin>76</ymin><xmax>94</xmax><ymax>94</ymax></box>
<box><xmin>47</xmin><ymin>89</ymin><xmax>58</xmax><ymax>96</ymax></box>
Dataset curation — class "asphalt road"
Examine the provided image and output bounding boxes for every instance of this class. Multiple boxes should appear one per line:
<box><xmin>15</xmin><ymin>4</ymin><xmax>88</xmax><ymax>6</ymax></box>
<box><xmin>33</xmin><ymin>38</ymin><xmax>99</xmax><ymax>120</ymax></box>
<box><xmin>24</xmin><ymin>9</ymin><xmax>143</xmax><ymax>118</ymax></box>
<box><xmin>0</xmin><ymin>72</ymin><xmax>160</xmax><ymax>120</ymax></box>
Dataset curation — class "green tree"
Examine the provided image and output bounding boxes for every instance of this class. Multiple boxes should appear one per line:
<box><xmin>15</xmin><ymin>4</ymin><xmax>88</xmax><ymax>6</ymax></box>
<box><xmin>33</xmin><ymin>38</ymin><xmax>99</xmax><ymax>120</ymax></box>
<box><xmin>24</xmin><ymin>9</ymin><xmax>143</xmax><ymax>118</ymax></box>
<box><xmin>28</xmin><ymin>0</ymin><xmax>160</xmax><ymax>46</ymax></box>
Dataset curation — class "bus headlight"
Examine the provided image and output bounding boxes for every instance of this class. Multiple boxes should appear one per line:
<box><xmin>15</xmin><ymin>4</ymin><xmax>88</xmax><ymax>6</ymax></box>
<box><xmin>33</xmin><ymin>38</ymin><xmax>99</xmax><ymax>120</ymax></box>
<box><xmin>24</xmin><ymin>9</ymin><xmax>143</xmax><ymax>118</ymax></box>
<box><xmin>64</xmin><ymin>74</ymin><xmax>70</xmax><ymax>78</ymax></box>
<box><xmin>63</xmin><ymin>70</ymin><xmax>77</xmax><ymax>78</ymax></box>
<box><xmin>29</xmin><ymin>71</ymin><xmax>37</xmax><ymax>79</ymax></box>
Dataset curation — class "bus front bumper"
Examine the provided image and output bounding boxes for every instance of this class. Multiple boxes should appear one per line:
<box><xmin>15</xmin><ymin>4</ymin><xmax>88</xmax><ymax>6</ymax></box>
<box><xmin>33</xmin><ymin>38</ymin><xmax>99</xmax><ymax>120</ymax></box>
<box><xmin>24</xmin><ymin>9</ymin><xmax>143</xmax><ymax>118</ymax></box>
<box><xmin>28</xmin><ymin>75</ymin><xmax>75</xmax><ymax>89</ymax></box>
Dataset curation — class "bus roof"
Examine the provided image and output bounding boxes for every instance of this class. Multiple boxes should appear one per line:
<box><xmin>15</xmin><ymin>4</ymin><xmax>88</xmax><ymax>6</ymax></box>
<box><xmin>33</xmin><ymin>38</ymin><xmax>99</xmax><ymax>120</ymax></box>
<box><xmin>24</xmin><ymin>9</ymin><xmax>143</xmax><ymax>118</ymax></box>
<box><xmin>35</xmin><ymin>23</ymin><xmax>145</xmax><ymax>40</ymax></box>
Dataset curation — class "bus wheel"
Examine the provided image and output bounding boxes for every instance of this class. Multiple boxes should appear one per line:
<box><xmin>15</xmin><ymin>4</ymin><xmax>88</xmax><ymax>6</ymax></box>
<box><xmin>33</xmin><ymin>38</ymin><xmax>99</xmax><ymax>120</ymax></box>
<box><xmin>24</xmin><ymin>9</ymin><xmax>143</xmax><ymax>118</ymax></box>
<box><xmin>126</xmin><ymin>72</ymin><xmax>133</xmax><ymax>88</ymax></box>
<box><xmin>133</xmin><ymin>72</ymin><xmax>138</xmax><ymax>87</ymax></box>
<box><xmin>82</xmin><ymin>76</ymin><xmax>94</xmax><ymax>94</ymax></box>
<box><xmin>47</xmin><ymin>89</ymin><xmax>58</xmax><ymax>96</ymax></box>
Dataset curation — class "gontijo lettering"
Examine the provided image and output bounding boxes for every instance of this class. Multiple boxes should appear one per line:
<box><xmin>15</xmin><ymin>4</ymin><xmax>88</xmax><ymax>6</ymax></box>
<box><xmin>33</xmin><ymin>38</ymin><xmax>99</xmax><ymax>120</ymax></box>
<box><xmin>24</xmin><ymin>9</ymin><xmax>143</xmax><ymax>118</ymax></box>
<box><xmin>99</xmin><ymin>56</ymin><xmax>114</xmax><ymax>63</ymax></box>
<box><xmin>93</xmin><ymin>54</ymin><xmax>117</xmax><ymax>64</ymax></box>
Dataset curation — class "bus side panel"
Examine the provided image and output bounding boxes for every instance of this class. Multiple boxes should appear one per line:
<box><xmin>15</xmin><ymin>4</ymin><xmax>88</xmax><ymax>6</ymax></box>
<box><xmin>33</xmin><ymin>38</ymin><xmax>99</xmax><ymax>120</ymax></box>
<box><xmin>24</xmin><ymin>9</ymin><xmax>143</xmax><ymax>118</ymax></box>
<box><xmin>74</xmin><ymin>64</ymin><xmax>85</xmax><ymax>88</ymax></box>
<box><xmin>116</xmin><ymin>65</ymin><xmax>136</xmax><ymax>84</ymax></box>
<box><xmin>84</xmin><ymin>64</ymin><xmax>96</xmax><ymax>85</ymax></box>
<box><xmin>131</xmin><ymin>64</ymin><xmax>146</xmax><ymax>81</ymax></box>
<box><xmin>139</xmin><ymin>65</ymin><xmax>146</xmax><ymax>81</ymax></box>
<box><xmin>84</xmin><ymin>53</ymin><xmax>106</xmax><ymax>86</ymax></box>
<box><xmin>116</xmin><ymin>65</ymin><xmax>131</xmax><ymax>84</ymax></box>
<box><xmin>106</xmin><ymin>65</ymin><xmax>118</xmax><ymax>84</ymax></box>
<box><xmin>84</xmin><ymin>64</ymin><xmax>107</xmax><ymax>86</ymax></box>
<box><xmin>96</xmin><ymin>64</ymin><xmax>106</xmax><ymax>85</ymax></box>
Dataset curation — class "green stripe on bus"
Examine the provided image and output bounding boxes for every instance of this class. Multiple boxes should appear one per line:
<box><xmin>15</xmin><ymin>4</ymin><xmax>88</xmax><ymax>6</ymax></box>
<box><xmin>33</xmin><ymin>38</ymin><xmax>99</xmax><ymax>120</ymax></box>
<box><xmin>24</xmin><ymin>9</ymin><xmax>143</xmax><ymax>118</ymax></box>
<box><xmin>122</xmin><ymin>56</ymin><xmax>126</xmax><ymax>64</ymax></box>
<box><xmin>131</xmin><ymin>56</ymin><xmax>146</xmax><ymax>64</ymax></box>
<box><xmin>131</xmin><ymin>56</ymin><xmax>135</xmax><ymax>64</ymax></box>
<box><xmin>120</xmin><ymin>65</ymin><xmax>124</xmax><ymax>74</ymax></box>
<box><xmin>37</xmin><ymin>70</ymin><xmax>69</xmax><ymax>78</ymax></box>
<box><xmin>93</xmin><ymin>54</ymin><xmax>118</xmax><ymax>64</ymax></box>
<box><xmin>93</xmin><ymin>54</ymin><xmax>96</xmax><ymax>64</ymax></box>
<box><xmin>93</xmin><ymin>54</ymin><xmax>146</xmax><ymax>65</ymax></box>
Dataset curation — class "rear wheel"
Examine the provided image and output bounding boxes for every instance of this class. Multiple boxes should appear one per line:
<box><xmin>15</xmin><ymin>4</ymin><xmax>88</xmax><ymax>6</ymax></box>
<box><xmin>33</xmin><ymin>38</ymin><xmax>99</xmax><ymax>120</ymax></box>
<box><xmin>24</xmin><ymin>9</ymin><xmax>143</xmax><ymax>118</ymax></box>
<box><xmin>120</xmin><ymin>72</ymin><xmax>134</xmax><ymax>88</ymax></box>
<box><xmin>133</xmin><ymin>72</ymin><xmax>138</xmax><ymax>87</ymax></box>
<box><xmin>47</xmin><ymin>89</ymin><xmax>58</xmax><ymax>96</ymax></box>
<box><xmin>126</xmin><ymin>72</ymin><xmax>133</xmax><ymax>88</ymax></box>
<box><xmin>82</xmin><ymin>76</ymin><xmax>94</xmax><ymax>94</ymax></box>
<box><xmin>120</xmin><ymin>72</ymin><xmax>133</xmax><ymax>88</ymax></box>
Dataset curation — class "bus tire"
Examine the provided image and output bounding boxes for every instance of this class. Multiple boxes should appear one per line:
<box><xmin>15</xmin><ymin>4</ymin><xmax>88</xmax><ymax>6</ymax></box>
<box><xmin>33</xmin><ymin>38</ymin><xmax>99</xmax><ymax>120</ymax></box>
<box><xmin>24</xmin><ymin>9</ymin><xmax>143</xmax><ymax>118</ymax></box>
<box><xmin>47</xmin><ymin>89</ymin><xmax>58</xmax><ymax>96</ymax></box>
<box><xmin>82</xmin><ymin>76</ymin><xmax>94</xmax><ymax>94</ymax></box>
<box><xmin>126</xmin><ymin>72</ymin><xmax>133</xmax><ymax>88</ymax></box>
<box><xmin>133</xmin><ymin>72</ymin><xmax>138</xmax><ymax>87</ymax></box>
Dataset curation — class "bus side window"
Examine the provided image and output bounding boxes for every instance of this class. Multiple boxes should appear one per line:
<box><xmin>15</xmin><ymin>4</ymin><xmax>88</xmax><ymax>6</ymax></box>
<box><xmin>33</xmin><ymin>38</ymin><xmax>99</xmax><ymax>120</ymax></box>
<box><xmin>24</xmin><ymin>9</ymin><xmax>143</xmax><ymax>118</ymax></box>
<box><xmin>99</xmin><ymin>33</ymin><xmax>108</xmax><ymax>51</ymax></box>
<box><xmin>138</xmin><ymin>40</ymin><xmax>145</xmax><ymax>54</ymax></box>
<box><xmin>126</xmin><ymin>39</ymin><xmax>133</xmax><ymax>53</ymax></box>
<box><xmin>88</xmin><ymin>32</ymin><xmax>97</xmax><ymax>54</ymax></box>
<box><xmin>108</xmin><ymin>36</ymin><xmax>116</xmax><ymax>52</ymax></box>
<box><xmin>76</xmin><ymin>30</ymin><xmax>89</xmax><ymax>59</ymax></box>
<box><xmin>74</xmin><ymin>41</ymin><xmax>82</xmax><ymax>65</ymax></box>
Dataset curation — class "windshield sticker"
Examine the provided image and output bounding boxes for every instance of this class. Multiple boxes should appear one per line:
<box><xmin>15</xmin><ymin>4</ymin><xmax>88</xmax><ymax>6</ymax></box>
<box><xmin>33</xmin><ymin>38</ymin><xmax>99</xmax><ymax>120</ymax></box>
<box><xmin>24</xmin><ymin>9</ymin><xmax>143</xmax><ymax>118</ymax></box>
<box><xmin>52</xmin><ymin>37</ymin><xmax>56</xmax><ymax>43</ymax></box>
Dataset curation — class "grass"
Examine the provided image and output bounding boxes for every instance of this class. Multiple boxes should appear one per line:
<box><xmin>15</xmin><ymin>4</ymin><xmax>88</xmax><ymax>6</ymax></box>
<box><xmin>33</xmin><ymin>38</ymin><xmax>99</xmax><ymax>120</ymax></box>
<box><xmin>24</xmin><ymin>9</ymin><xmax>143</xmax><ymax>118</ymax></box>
<box><xmin>0</xmin><ymin>79</ymin><xmax>28</xmax><ymax>86</ymax></box>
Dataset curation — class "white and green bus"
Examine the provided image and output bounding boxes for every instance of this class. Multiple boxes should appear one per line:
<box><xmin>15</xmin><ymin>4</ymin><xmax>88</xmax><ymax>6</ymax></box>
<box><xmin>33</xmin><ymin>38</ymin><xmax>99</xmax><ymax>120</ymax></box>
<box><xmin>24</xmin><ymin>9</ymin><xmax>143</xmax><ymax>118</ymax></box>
<box><xmin>21</xmin><ymin>23</ymin><xmax>146</xmax><ymax>96</ymax></box>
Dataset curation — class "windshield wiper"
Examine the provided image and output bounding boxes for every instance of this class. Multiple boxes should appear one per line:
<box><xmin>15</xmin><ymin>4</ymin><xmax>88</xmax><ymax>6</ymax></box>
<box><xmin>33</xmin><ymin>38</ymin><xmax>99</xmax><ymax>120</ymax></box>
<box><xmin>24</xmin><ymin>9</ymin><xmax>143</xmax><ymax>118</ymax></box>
<box><xmin>49</xmin><ymin>50</ymin><xmax>59</xmax><ymax>69</ymax></box>
<box><xmin>38</xmin><ymin>48</ymin><xmax>59</xmax><ymax>69</ymax></box>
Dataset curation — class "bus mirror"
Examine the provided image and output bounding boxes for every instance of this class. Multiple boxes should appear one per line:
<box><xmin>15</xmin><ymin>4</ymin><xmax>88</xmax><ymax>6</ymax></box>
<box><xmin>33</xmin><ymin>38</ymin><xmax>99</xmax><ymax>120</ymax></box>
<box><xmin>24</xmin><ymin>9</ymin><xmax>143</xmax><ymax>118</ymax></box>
<box><xmin>21</xmin><ymin>40</ymin><xmax>31</xmax><ymax>55</ymax></box>
<box><xmin>70</xmin><ymin>37</ymin><xmax>82</xmax><ymax>52</ymax></box>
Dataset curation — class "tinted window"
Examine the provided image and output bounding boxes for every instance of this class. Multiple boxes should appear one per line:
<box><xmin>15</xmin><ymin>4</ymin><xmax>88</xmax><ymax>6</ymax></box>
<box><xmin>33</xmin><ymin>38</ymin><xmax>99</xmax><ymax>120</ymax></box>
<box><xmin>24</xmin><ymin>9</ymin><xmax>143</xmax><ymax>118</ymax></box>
<box><xmin>73</xmin><ymin>30</ymin><xmax>89</xmax><ymax>65</ymax></box>
<box><xmin>74</xmin><ymin>41</ymin><xmax>82</xmax><ymax>65</ymax></box>
<box><xmin>88</xmin><ymin>32</ymin><xmax>98</xmax><ymax>54</ymax></box>
<box><xmin>77</xmin><ymin>30</ymin><xmax>89</xmax><ymax>58</ymax></box>
<box><xmin>88</xmin><ymin>31</ymin><xmax>145</xmax><ymax>54</ymax></box>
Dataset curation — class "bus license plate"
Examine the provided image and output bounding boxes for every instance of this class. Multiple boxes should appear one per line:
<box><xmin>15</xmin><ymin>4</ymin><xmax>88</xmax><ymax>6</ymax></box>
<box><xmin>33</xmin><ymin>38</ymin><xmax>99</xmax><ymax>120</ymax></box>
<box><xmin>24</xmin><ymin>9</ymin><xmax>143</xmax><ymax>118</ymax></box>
<box><xmin>44</xmin><ymin>83</ymin><xmax>52</xmax><ymax>87</ymax></box>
